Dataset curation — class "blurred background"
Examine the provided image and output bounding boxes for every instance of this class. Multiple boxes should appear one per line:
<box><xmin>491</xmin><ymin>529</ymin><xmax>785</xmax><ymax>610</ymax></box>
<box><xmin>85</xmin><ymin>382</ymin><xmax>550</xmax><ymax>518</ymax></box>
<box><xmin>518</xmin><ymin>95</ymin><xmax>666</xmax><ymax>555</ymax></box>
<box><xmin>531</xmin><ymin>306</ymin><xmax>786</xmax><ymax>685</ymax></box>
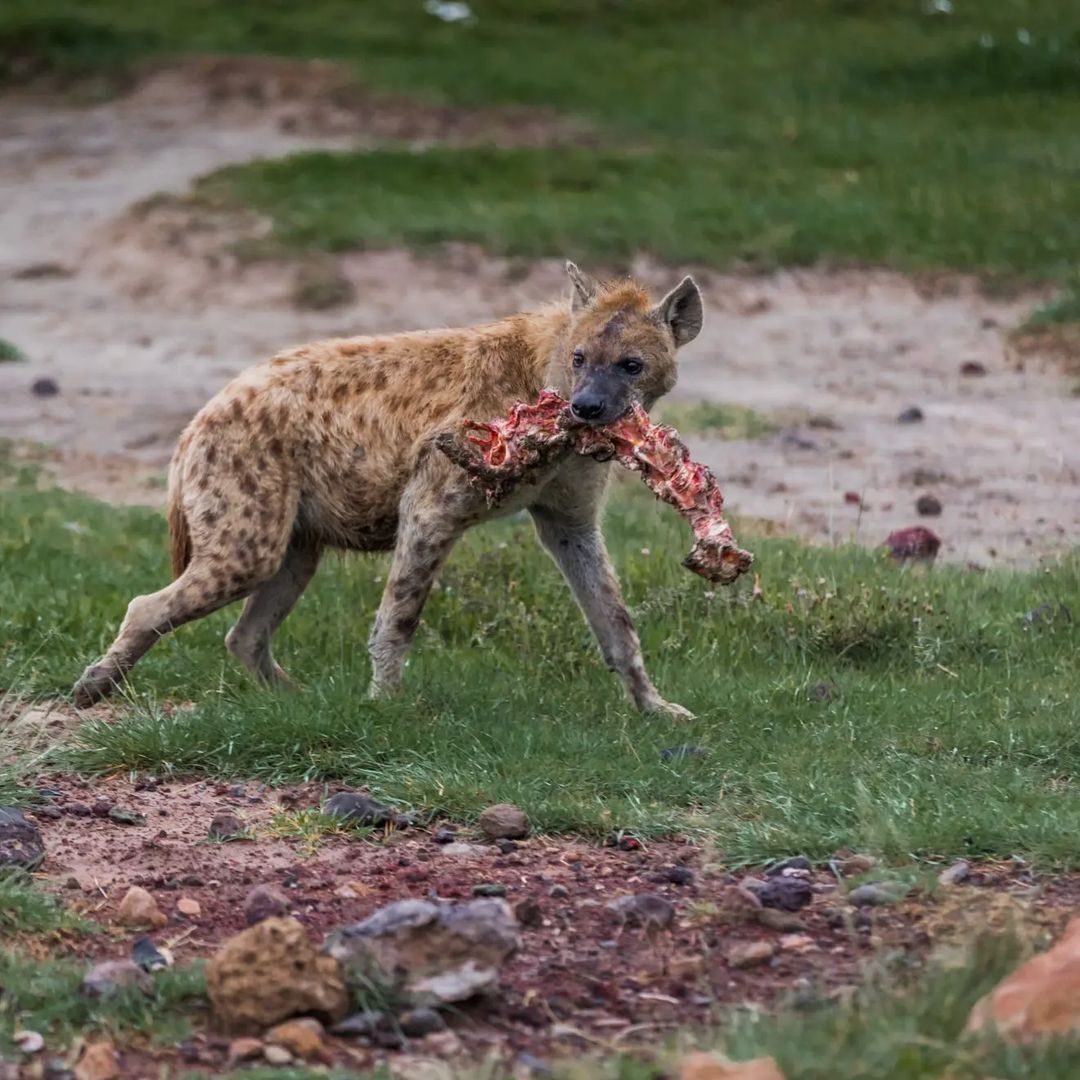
<box><xmin>1</xmin><ymin>0</ymin><xmax>1078</xmax><ymax>565</ymax></box>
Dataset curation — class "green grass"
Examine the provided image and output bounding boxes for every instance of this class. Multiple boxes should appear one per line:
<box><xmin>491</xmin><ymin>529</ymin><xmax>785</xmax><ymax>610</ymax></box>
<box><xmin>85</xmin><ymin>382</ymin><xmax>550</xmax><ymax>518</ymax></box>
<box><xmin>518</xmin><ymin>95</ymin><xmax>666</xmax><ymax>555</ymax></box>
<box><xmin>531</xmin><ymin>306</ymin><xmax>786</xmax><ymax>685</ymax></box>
<box><xmin>653</xmin><ymin>400</ymin><xmax>775</xmax><ymax>442</ymax></box>
<box><xmin>0</xmin><ymin>950</ymin><xmax>206</xmax><ymax>1054</ymax></box>
<box><xmin>2</xmin><ymin>1</ymin><xmax>1079</xmax><ymax>278</ymax></box>
<box><xmin>2</xmin><ymin>458</ymin><xmax>1079</xmax><ymax>864</ymax></box>
<box><xmin>1022</xmin><ymin>287</ymin><xmax>1080</xmax><ymax>329</ymax></box>
<box><xmin>0</xmin><ymin>338</ymin><xmax>25</xmax><ymax>363</ymax></box>
<box><xmin>0</xmin><ymin>871</ymin><xmax>93</xmax><ymax>936</ymax></box>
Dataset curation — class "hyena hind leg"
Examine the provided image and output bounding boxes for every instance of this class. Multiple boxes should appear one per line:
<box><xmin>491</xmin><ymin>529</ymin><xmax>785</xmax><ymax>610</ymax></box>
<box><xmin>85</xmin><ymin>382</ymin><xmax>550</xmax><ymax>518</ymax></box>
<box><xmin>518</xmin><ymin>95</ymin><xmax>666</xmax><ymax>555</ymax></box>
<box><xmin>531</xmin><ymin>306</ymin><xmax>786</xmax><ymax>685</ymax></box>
<box><xmin>73</xmin><ymin>560</ymin><xmax>277</xmax><ymax>709</ymax></box>
<box><xmin>224</xmin><ymin>538</ymin><xmax>322</xmax><ymax>688</ymax></box>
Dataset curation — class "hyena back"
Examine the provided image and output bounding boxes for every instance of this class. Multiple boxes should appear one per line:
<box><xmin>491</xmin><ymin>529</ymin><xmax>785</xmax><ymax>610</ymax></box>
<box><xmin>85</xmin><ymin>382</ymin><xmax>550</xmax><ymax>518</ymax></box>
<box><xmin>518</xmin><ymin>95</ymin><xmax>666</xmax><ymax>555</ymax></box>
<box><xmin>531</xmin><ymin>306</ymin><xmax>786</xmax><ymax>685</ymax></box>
<box><xmin>73</xmin><ymin>263</ymin><xmax>704</xmax><ymax>717</ymax></box>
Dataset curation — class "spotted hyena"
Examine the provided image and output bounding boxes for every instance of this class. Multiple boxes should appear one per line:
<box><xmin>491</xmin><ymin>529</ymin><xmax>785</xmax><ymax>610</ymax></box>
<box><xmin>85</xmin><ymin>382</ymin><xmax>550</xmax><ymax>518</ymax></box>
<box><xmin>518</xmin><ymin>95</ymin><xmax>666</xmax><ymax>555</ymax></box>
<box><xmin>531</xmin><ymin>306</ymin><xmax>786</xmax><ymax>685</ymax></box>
<box><xmin>73</xmin><ymin>263</ymin><xmax>704</xmax><ymax>717</ymax></box>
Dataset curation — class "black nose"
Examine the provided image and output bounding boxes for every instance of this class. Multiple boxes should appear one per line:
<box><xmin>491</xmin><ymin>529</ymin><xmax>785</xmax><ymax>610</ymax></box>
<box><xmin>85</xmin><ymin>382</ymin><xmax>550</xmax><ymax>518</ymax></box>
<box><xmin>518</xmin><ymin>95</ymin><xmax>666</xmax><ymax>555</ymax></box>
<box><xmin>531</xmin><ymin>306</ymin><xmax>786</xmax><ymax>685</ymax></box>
<box><xmin>571</xmin><ymin>397</ymin><xmax>606</xmax><ymax>421</ymax></box>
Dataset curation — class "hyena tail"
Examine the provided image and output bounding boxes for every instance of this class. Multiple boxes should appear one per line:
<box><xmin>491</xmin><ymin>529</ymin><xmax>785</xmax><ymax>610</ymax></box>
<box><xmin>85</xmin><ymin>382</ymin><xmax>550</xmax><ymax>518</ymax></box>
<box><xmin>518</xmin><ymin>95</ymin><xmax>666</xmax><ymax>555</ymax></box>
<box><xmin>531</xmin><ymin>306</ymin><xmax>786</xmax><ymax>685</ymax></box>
<box><xmin>168</xmin><ymin>483</ymin><xmax>191</xmax><ymax>580</ymax></box>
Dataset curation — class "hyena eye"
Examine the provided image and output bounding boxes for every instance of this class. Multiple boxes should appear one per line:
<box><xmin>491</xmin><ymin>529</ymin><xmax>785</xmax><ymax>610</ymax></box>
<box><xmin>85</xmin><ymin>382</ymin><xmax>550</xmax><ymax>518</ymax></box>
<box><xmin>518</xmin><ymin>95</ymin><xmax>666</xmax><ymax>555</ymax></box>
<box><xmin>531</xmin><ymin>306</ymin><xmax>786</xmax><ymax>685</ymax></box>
<box><xmin>619</xmin><ymin>357</ymin><xmax>644</xmax><ymax>375</ymax></box>
<box><xmin>571</xmin><ymin>349</ymin><xmax>585</xmax><ymax>368</ymax></box>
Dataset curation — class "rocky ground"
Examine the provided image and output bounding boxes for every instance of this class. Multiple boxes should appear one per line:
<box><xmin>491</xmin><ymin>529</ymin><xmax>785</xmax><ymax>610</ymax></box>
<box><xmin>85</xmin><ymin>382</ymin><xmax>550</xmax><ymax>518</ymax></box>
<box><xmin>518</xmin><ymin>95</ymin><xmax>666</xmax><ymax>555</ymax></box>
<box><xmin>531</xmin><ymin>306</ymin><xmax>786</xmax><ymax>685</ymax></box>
<box><xmin>5</xmin><ymin>767</ymin><xmax>1080</xmax><ymax>1077</ymax></box>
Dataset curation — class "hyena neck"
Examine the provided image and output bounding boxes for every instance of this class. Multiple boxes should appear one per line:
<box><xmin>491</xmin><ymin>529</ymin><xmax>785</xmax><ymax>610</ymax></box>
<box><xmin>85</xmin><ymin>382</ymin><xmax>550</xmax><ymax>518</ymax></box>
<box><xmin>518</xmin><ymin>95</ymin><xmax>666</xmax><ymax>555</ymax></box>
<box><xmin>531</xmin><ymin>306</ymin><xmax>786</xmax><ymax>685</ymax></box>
<box><xmin>528</xmin><ymin>303</ymin><xmax>574</xmax><ymax>397</ymax></box>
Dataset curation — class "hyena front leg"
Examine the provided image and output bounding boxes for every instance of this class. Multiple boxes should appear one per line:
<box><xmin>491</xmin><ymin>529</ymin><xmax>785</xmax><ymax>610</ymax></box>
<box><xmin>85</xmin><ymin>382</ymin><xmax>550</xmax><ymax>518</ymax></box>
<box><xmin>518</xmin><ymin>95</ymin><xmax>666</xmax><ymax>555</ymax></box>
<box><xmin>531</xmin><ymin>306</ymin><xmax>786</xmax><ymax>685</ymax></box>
<box><xmin>531</xmin><ymin>506</ymin><xmax>694</xmax><ymax>720</ymax></box>
<box><xmin>368</xmin><ymin>480</ymin><xmax>463</xmax><ymax>699</ymax></box>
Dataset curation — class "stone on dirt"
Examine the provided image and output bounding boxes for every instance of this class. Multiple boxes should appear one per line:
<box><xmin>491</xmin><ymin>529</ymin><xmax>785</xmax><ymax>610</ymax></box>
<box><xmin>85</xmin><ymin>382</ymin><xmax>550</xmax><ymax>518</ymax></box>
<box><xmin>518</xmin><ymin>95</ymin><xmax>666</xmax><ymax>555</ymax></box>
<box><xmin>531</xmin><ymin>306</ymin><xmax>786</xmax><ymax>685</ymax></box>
<box><xmin>325</xmin><ymin>897</ymin><xmax>519</xmax><ymax>1006</ymax></box>
<box><xmin>265</xmin><ymin>1018</ymin><xmax>325</xmax><ymax>1059</ymax></box>
<box><xmin>716</xmin><ymin>885</ymin><xmax>764</xmax><ymax>924</ymax></box>
<box><xmin>897</xmin><ymin>405</ymin><xmax>924</xmax><ymax>424</ymax></box>
<box><xmin>82</xmin><ymin>960</ymin><xmax>153</xmax><ymax>998</ymax></box>
<box><xmin>835</xmin><ymin>853</ymin><xmax>878</xmax><ymax>877</ymax></box>
<box><xmin>513</xmin><ymin>897</ymin><xmax>543</xmax><ymax>929</ymax></box>
<box><xmin>477</xmin><ymin>804</ymin><xmax>530</xmax><ymax>840</ymax></box>
<box><xmin>107</xmin><ymin>806</ymin><xmax>146</xmax><ymax>826</ymax></box>
<box><xmin>966</xmin><ymin>916</ymin><xmax>1080</xmax><ymax>1040</ymax></box>
<box><xmin>916</xmin><ymin>493</ymin><xmax>943</xmax><ymax>516</ymax></box>
<box><xmin>73</xmin><ymin>1042</ymin><xmax>119</xmax><ymax>1080</ymax></box>
<box><xmin>606</xmin><ymin>893</ymin><xmax>676</xmax><ymax>930</ymax></box>
<box><xmin>205</xmin><ymin>916</ymin><xmax>349</xmax><ymax>1032</ymax></box>
<box><xmin>208</xmin><ymin>810</ymin><xmax>246</xmax><ymax>839</ymax></box>
<box><xmin>263</xmin><ymin>1045</ymin><xmax>293</xmax><ymax>1066</ymax></box>
<box><xmin>938</xmin><ymin>860</ymin><xmax>972</xmax><ymax>887</ymax></box>
<box><xmin>399</xmin><ymin>1007</ymin><xmax>446</xmax><ymax>1038</ymax></box>
<box><xmin>755</xmin><ymin>909</ymin><xmax>807</xmax><ymax>933</ymax></box>
<box><xmin>679</xmin><ymin>1052</ymin><xmax>787</xmax><ymax>1080</ymax></box>
<box><xmin>439</xmin><ymin>842</ymin><xmax>487</xmax><ymax>859</ymax></box>
<box><xmin>0</xmin><ymin>807</ymin><xmax>45</xmax><ymax>870</ymax></box>
<box><xmin>227</xmin><ymin>1038</ymin><xmax>263</xmax><ymax>1065</ymax></box>
<box><xmin>323</xmin><ymin>791</ymin><xmax>410</xmax><ymax>828</ymax></box>
<box><xmin>177</xmin><ymin>896</ymin><xmax>201</xmax><ymax>918</ymax></box>
<box><xmin>726</xmin><ymin>941</ymin><xmax>777</xmax><ymax>969</ymax></box>
<box><xmin>848</xmin><ymin>883</ymin><xmax>904</xmax><ymax>907</ymax></box>
<box><xmin>330</xmin><ymin>1011</ymin><xmax>386</xmax><ymax>1038</ymax></box>
<box><xmin>244</xmin><ymin>883</ymin><xmax>290</xmax><ymax>925</ymax></box>
<box><xmin>743</xmin><ymin>877</ymin><xmax>812</xmax><ymax>912</ymax></box>
<box><xmin>116</xmin><ymin>886</ymin><xmax>168</xmax><ymax>929</ymax></box>
<box><xmin>765</xmin><ymin>856</ymin><xmax>812</xmax><ymax>877</ymax></box>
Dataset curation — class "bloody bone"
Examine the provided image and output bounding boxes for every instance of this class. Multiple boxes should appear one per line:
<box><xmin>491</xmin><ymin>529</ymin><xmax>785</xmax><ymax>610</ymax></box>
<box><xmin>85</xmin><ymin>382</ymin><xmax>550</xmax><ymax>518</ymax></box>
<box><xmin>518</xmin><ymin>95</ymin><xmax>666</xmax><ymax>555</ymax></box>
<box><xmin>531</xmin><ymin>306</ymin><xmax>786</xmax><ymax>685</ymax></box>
<box><xmin>434</xmin><ymin>390</ymin><xmax>754</xmax><ymax>585</ymax></box>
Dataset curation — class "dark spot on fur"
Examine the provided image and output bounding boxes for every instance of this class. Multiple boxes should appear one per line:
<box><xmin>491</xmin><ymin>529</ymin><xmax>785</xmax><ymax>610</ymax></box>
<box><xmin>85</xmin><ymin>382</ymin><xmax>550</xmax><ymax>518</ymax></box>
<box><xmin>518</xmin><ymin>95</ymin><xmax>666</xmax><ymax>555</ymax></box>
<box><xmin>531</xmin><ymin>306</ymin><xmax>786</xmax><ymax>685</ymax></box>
<box><xmin>371</xmin><ymin>367</ymin><xmax>388</xmax><ymax>391</ymax></box>
<box><xmin>239</xmin><ymin>473</ymin><xmax>258</xmax><ymax>497</ymax></box>
<box><xmin>229</xmin><ymin>398</ymin><xmax>243</xmax><ymax>420</ymax></box>
<box><xmin>395</xmin><ymin>613</ymin><xmax>420</xmax><ymax>637</ymax></box>
<box><xmin>269</xmin><ymin>437</ymin><xmax>283</xmax><ymax>456</ymax></box>
<box><xmin>205</xmin><ymin>445</ymin><xmax>217</xmax><ymax>466</ymax></box>
<box><xmin>201</xmin><ymin>508</ymin><xmax>221</xmax><ymax>527</ymax></box>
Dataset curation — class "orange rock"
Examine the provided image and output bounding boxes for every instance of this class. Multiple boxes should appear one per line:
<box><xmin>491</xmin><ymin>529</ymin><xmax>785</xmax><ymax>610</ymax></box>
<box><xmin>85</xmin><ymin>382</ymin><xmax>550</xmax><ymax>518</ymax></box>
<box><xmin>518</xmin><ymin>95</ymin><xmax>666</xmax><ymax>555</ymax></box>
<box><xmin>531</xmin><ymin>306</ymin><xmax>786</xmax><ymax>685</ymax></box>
<box><xmin>679</xmin><ymin>1052</ymin><xmax>786</xmax><ymax>1080</ymax></box>
<box><xmin>266</xmin><ymin>1018</ymin><xmax>325</xmax><ymax>1059</ymax></box>
<box><xmin>177</xmin><ymin>897</ymin><xmax>202</xmax><ymax>918</ymax></box>
<box><xmin>74</xmin><ymin>1041</ymin><xmax>119</xmax><ymax>1080</ymax></box>
<box><xmin>227</xmin><ymin>1037</ymin><xmax>263</xmax><ymax>1065</ymax></box>
<box><xmin>115</xmin><ymin>886</ymin><xmax>167</xmax><ymax>929</ymax></box>
<box><xmin>966</xmin><ymin>917</ymin><xmax>1080</xmax><ymax>1039</ymax></box>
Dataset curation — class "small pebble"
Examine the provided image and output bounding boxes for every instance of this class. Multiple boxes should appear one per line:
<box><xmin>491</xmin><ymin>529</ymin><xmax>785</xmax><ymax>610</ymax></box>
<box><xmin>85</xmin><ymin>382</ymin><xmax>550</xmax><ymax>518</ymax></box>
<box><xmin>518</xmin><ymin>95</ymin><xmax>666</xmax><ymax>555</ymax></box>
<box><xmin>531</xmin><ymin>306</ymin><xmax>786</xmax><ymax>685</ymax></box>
<box><xmin>726</xmin><ymin>940</ymin><xmax>776</xmax><ymax>969</ymax></box>
<box><xmin>897</xmin><ymin>405</ymin><xmax>924</xmax><ymax>423</ymax></box>
<box><xmin>938</xmin><ymin>860</ymin><xmax>971</xmax><ymax>887</ymax></box>
<box><xmin>399</xmin><ymin>1007</ymin><xmax>445</xmax><ymax>1038</ymax></box>
<box><xmin>472</xmin><ymin>883</ymin><xmax>507</xmax><ymax>898</ymax></box>
<box><xmin>916</xmin><ymin>494</ymin><xmax>943</xmax><ymax>517</ymax></box>
<box><xmin>606</xmin><ymin>893</ymin><xmax>675</xmax><ymax>929</ymax></box>
<box><xmin>514</xmin><ymin>897</ymin><xmax>543</xmax><ymax>928</ymax></box>
<box><xmin>548</xmin><ymin>884</ymin><xmax>569</xmax><ymax>899</ymax></box>
<box><xmin>207</xmin><ymin>811</ymin><xmax>245</xmax><ymax>840</ymax></box>
<box><xmin>744</xmin><ymin>876</ymin><xmax>812</xmax><ymax>912</ymax></box>
<box><xmin>31</xmin><ymin>377</ymin><xmax>59</xmax><ymax>397</ymax></box>
<box><xmin>263</xmin><ymin>1044</ymin><xmax>293</xmax><ymax>1066</ymax></box>
<box><xmin>960</xmin><ymin>360</ymin><xmax>987</xmax><ymax>377</ymax></box>
<box><xmin>849</xmin><ymin>883</ymin><xmax>903</xmax><ymax>907</ymax></box>
<box><xmin>495</xmin><ymin>838</ymin><xmax>519</xmax><ymax>855</ymax></box>
<box><xmin>766</xmin><ymin>856</ymin><xmax>812</xmax><ymax>877</ymax></box>
<box><xmin>433</xmin><ymin>827</ymin><xmax>456</xmax><ymax>845</ymax></box>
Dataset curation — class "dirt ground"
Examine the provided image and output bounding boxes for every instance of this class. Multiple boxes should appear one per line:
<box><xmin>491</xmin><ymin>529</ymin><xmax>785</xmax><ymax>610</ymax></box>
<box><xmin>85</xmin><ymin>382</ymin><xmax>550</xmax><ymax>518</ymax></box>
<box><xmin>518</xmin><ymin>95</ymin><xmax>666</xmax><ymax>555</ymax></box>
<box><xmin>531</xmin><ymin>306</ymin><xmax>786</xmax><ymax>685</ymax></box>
<box><xmin>1</xmin><ymin>60</ymin><xmax>1077</xmax><ymax>569</ymax></box>
<box><xmin>17</xmin><ymin>760</ymin><xmax>1079</xmax><ymax>1074</ymax></box>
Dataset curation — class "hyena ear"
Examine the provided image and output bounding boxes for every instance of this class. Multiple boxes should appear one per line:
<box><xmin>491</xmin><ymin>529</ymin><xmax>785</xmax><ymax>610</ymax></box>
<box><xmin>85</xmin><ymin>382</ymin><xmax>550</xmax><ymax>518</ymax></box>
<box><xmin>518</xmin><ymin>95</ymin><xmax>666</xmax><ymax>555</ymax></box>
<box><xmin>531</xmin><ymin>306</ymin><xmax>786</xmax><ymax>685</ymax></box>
<box><xmin>654</xmin><ymin>275</ymin><xmax>703</xmax><ymax>346</ymax></box>
<box><xmin>566</xmin><ymin>261</ymin><xmax>597</xmax><ymax>312</ymax></box>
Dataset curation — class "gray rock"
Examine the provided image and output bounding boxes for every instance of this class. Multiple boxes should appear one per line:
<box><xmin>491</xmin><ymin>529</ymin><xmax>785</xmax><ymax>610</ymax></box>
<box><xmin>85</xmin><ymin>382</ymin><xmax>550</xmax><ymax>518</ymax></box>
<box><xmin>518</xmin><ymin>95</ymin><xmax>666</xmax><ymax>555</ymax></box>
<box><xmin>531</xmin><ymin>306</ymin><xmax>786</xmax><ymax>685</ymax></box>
<box><xmin>330</xmin><ymin>1010</ymin><xmax>386</xmax><ymax>1038</ymax></box>
<box><xmin>82</xmin><ymin>959</ymin><xmax>153</xmax><ymax>998</ymax></box>
<box><xmin>439</xmin><ymin>842</ymin><xmax>487</xmax><ymax>859</ymax></box>
<box><xmin>938</xmin><ymin>860</ymin><xmax>971</xmax><ymax>887</ymax></box>
<box><xmin>897</xmin><ymin>406</ymin><xmax>924</xmax><ymax>424</ymax></box>
<box><xmin>243</xmin><ymin>883</ymin><xmax>290</xmax><ymax>926</ymax></box>
<box><xmin>398</xmin><ymin>1007</ymin><xmax>445</xmax><ymax>1038</ymax></box>
<box><xmin>323</xmin><ymin>792</ymin><xmax>406</xmax><ymax>828</ymax></box>
<box><xmin>477</xmin><ymin>804</ymin><xmax>530</xmax><ymax>840</ymax></box>
<box><xmin>472</xmin><ymin>883</ymin><xmax>506</xmax><ymax>897</ymax></box>
<box><xmin>766</xmin><ymin>856</ymin><xmax>812</xmax><ymax>877</ymax></box>
<box><xmin>849</xmin><ymin>883</ymin><xmax>904</xmax><ymax>907</ymax></box>
<box><xmin>131</xmin><ymin>936</ymin><xmax>169</xmax><ymax>972</ymax></box>
<box><xmin>208</xmin><ymin>811</ymin><xmax>245</xmax><ymax>840</ymax></box>
<box><xmin>325</xmin><ymin>897</ymin><xmax>519</xmax><ymax>1005</ymax></box>
<box><xmin>605</xmin><ymin>893</ymin><xmax>675</xmax><ymax>929</ymax></box>
<box><xmin>744</xmin><ymin>876</ymin><xmax>812</xmax><ymax>912</ymax></box>
<box><xmin>0</xmin><ymin>807</ymin><xmax>44</xmax><ymax>870</ymax></box>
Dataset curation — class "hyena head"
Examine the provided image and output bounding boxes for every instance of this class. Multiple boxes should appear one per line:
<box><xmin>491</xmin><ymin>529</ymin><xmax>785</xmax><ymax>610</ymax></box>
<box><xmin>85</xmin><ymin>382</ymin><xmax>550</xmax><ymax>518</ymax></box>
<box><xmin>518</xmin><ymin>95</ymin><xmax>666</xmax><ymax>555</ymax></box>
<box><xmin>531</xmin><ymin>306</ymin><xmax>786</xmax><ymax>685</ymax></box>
<box><xmin>562</xmin><ymin>261</ymin><xmax>703</xmax><ymax>425</ymax></box>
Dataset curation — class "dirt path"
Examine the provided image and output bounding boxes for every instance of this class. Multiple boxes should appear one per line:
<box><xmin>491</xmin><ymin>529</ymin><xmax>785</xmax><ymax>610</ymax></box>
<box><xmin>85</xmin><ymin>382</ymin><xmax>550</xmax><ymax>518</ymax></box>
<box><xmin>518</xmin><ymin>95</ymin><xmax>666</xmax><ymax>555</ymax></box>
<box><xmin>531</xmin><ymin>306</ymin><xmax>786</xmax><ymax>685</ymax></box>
<box><xmin>1</xmin><ymin>61</ymin><xmax>1076</xmax><ymax>567</ymax></box>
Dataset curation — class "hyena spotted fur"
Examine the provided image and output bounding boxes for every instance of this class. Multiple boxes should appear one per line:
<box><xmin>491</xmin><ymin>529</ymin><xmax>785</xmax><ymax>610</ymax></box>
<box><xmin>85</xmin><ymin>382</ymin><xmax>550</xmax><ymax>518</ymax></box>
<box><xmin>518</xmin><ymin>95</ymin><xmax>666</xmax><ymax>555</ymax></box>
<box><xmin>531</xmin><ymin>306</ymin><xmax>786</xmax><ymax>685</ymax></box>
<box><xmin>73</xmin><ymin>263</ymin><xmax>704</xmax><ymax>718</ymax></box>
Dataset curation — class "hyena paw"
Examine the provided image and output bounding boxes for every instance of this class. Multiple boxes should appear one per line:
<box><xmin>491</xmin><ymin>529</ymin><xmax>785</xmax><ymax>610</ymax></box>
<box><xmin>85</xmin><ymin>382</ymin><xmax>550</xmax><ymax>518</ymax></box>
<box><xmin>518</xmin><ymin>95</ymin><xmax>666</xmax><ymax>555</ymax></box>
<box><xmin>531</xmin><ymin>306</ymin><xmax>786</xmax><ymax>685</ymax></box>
<box><xmin>649</xmin><ymin>699</ymin><xmax>696</xmax><ymax>722</ymax></box>
<box><xmin>72</xmin><ymin>664</ymin><xmax>119</xmax><ymax>709</ymax></box>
